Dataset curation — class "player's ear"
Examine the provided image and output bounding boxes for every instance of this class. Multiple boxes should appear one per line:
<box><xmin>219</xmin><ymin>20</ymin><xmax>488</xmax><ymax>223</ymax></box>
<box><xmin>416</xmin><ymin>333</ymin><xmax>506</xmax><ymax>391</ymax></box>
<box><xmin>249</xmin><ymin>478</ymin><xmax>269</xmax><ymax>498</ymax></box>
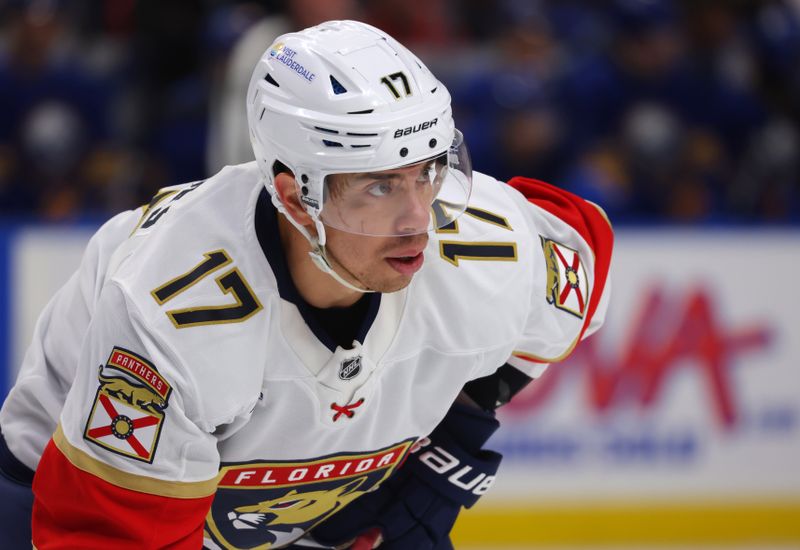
<box><xmin>274</xmin><ymin>172</ymin><xmax>314</xmax><ymax>227</ymax></box>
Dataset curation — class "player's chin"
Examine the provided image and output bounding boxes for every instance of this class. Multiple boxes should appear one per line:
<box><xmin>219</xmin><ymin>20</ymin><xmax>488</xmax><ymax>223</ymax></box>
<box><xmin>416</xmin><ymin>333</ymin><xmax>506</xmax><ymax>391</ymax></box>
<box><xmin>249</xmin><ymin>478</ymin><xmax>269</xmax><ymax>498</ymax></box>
<box><xmin>370</xmin><ymin>266</ymin><xmax>416</xmax><ymax>293</ymax></box>
<box><xmin>377</xmin><ymin>279</ymin><xmax>413</xmax><ymax>294</ymax></box>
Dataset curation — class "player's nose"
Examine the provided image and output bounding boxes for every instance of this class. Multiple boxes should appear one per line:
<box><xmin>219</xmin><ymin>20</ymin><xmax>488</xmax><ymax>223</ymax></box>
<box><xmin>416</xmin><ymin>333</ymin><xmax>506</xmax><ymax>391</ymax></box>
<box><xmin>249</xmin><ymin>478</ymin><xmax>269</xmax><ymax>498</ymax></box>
<box><xmin>394</xmin><ymin>186</ymin><xmax>432</xmax><ymax>235</ymax></box>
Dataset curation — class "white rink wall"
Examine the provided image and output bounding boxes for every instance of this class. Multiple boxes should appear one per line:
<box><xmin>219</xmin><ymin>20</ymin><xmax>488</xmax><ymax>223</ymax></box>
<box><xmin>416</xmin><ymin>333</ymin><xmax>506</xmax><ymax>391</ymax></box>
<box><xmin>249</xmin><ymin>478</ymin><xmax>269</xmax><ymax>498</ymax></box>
<box><xmin>493</xmin><ymin>229</ymin><xmax>799</xmax><ymax>500</ymax></box>
<box><xmin>9</xmin><ymin>226</ymin><xmax>97</xmax><ymax>377</ymax></box>
<box><xmin>3</xmin><ymin>227</ymin><xmax>800</xmax><ymax>547</ymax></box>
<box><xmin>456</xmin><ymin>229</ymin><xmax>800</xmax><ymax>547</ymax></box>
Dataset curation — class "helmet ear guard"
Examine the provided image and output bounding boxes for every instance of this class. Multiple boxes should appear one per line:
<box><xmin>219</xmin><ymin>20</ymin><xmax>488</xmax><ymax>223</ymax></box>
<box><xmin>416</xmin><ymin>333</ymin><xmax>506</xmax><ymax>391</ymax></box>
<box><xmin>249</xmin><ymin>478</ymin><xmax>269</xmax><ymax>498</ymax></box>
<box><xmin>247</xmin><ymin>20</ymin><xmax>472</xmax><ymax>243</ymax></box>
<box><xmin>270</xmin><ymin>170</ymin><xmax>314</xmax><ymax>226</ymax></box>
<box><xmin>271</xmin><ymin>167</ymin><xmax>367</xmax><ymax>292</ymax></box>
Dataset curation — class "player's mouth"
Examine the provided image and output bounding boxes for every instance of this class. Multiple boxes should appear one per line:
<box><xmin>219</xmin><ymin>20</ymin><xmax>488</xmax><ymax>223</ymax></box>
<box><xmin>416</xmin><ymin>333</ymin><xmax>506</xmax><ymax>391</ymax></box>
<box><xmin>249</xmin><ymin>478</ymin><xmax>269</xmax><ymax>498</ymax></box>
<box><xmin>385</xmin><ymin>251</ymin><xmax>425</xmax><ymax>276</ymax></box>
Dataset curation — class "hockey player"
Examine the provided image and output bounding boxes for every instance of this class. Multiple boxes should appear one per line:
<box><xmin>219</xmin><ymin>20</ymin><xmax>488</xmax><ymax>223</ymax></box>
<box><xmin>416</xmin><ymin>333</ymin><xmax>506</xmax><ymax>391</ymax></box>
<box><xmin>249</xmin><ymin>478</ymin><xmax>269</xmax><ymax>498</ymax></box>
<box><xmin>0</xmin><ymin>20</ymin><xmax>612</xmax><ymax>549</ymax></box>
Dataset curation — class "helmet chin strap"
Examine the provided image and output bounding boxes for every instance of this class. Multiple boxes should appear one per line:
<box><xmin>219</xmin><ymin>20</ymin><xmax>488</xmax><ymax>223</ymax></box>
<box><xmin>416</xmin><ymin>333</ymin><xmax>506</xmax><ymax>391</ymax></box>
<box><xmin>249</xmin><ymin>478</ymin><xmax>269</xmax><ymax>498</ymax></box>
<box><xmin>308</xmin><ymin>243</ymin><xmax>374</xmax><ymax>294</ymax></box>
<box><xmin>271</xmin><ymin>192</ymin><xmax>373</xmax><ymax>294</ymax></box>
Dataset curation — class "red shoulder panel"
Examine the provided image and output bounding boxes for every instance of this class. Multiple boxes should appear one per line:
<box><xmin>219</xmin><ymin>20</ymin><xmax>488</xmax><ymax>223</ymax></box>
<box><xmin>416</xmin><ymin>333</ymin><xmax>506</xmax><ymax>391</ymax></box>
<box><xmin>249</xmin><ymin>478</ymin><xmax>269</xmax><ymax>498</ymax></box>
<box><xmin>32</xmin><ymin>438</ymin><xmax>214</xmax><ymax>549</ymax></box>
<box><xmin>507</xmin><ymin>177</ymin><xmax>614</xmax><ymax>342</ymax></box>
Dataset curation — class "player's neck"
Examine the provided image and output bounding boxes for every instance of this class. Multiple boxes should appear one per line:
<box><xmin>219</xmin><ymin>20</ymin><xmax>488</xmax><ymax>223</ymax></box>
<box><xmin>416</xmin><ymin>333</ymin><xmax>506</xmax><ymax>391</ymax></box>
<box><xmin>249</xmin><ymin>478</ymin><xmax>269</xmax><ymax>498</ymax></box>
<box><xmin>277</xmin><ymin>215</ymin><xmax>363</xmax><ymax>309</ymax></box>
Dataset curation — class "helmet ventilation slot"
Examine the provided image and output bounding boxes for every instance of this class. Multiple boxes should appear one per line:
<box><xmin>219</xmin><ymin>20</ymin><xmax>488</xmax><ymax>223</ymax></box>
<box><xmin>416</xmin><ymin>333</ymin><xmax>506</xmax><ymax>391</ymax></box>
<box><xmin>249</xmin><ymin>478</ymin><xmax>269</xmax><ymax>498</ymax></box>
<box><xmin>330</xmin><ymin>75</ymin><xmax>348</xmax><ymax>95</ymax></box>
<box><xmin>264</xmin><ymin>74</ymin><xmax>280</xmax><ymax>87</ymax></box>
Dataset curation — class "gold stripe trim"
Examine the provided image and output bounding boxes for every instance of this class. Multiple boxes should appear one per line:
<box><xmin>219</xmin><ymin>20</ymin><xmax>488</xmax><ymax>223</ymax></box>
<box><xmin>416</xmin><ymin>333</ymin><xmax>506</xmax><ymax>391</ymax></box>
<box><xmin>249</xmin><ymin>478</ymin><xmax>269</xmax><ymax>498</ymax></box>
<box><xmin>512</xmin><ymin>337</ymin><xmax>579</xmax><ymax>364</ymax></box>
<box><xmin>53</xmin><ymin>424</ymin><xmax>220</xmax><ymax>499</ymax></box>
<box><xmin>451</xmin><ymin>502</ymin><xmax>800</xmax><ymax>546</ymax></box>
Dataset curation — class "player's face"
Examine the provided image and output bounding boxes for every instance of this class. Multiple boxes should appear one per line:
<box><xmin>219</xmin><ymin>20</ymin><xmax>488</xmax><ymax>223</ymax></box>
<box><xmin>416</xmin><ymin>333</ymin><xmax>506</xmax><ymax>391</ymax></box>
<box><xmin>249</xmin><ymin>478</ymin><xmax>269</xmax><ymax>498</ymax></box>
<box><xmin>322</xmin><ymin>161</ymin><xmax>436</xmax><ymax>292</ymax></box>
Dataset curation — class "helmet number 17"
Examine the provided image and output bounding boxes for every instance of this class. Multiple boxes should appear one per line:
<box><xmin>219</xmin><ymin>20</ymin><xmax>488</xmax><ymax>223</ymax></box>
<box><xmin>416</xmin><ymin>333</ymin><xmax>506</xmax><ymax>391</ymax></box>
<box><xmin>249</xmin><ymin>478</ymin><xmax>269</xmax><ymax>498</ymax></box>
<box><xmin>380</xmin><ymin>72</ymin><xmax>412</xmax><ymax>100</ymax></box>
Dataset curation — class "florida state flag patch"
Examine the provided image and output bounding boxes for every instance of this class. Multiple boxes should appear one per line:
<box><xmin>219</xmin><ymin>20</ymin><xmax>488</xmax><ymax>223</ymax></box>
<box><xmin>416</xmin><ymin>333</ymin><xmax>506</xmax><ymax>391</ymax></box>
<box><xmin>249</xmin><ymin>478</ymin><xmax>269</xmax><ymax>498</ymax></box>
<box><xmin>541</xmin><ymin>237</ymin><xmax>589</xmax><ymax>319</ymax></box>
<box><xmin>83</xmin><ymin>347</ymin><xmax>172</xmax><ymax>463</ymax></box>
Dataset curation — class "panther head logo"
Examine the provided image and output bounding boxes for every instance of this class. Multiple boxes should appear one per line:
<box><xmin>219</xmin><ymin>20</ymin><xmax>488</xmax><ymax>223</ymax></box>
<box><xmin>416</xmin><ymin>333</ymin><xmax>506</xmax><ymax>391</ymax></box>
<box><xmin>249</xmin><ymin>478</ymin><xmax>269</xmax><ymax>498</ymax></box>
<box><xmin>227</xmin><ymin>476</ymin><xmax>367</xmax><ymax>537</ymax></box>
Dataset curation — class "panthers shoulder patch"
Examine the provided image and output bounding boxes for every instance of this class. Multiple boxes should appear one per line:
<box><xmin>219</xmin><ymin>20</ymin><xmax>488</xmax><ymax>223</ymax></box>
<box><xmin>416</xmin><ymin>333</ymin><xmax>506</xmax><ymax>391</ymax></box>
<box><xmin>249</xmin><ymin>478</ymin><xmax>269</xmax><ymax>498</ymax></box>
<box><xmin>83</xmin><ymin>347</ymin><xmax>172</xmax><ymax>463</ymax></box>
<box><xmin>541</xmin><ymin>236</ymin><xmax>589</xmax><ymax>319</ymax></box>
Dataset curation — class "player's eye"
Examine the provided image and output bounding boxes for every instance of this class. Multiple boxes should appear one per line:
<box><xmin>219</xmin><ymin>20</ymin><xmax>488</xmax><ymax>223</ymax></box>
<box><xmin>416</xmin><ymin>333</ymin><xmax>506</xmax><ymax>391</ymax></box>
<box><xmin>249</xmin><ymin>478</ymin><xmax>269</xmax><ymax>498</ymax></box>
<box><xmin>416</xmin><ymin>166</ymin><xmax>434</xmax><ymax>184</ymax></box>
<box><xmin>366</xmin><ymin>181</ymin><xmax>394</xmax><ymax>197</ymax></box>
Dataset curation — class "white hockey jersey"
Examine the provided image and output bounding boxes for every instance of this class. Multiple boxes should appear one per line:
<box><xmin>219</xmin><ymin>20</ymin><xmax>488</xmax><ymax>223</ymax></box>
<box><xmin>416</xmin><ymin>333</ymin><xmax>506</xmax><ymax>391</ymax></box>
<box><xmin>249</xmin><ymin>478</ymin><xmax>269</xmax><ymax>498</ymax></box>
<box><xmin>0</xmin><ymin>162</ymin><xmax>612</xmax><ymax>549</ymax></box>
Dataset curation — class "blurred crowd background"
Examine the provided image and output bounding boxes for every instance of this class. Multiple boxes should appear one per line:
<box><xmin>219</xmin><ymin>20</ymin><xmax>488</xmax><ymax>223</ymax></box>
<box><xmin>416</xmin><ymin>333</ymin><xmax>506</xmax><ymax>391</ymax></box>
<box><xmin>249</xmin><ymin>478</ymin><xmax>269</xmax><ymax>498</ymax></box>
<box><xmin>0</xmin><ymin>0</ymin><xmax>798</xmax><ymax>224</ymax></box>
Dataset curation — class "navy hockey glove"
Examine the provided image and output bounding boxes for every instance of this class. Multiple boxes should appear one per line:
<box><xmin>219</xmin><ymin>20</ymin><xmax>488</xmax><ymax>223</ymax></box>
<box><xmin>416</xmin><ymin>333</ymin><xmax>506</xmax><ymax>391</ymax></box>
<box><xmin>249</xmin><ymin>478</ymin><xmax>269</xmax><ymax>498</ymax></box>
<box><xmin>310</xmin><ymin>402</ymin><xmax>502</xmax><ymax>549</ymax></box>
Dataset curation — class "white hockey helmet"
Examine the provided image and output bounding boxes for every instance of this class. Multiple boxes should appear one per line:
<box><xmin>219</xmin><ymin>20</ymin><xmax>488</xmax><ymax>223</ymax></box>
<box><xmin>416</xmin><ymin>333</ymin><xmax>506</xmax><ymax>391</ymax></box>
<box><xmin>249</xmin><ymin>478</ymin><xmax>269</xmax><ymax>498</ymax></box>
<box><xmin>247</xmin><ymin>20</ymin><xmax>472</xmax><ymax>243</ymax></box>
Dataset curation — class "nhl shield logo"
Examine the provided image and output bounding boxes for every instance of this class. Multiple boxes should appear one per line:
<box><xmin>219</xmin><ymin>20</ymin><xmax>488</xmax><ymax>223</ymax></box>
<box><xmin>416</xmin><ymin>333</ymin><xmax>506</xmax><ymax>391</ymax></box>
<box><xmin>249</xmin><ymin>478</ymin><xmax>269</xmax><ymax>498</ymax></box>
<box><xmin>83</xmin><ymin>347</ymin><xmax>172</xmax><ymax>463</ymax></box>
<box><xmin>338</xmin><ymin>356</ymin><xmax>362</xmax><ymax>381</ymax></box>
<box><xmin>541</xmin><ymin>237</ymin><xmax>589</xmax><ymax>319</ymax></box>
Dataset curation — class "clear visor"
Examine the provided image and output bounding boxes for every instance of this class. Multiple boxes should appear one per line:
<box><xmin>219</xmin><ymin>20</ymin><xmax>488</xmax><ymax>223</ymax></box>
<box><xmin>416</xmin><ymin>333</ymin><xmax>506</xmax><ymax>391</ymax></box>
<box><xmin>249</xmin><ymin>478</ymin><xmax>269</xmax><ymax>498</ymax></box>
<box><xmin>319</xmin><ymin>130</ymin><xmax>472</xmax><ymax>237</ymax></box>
